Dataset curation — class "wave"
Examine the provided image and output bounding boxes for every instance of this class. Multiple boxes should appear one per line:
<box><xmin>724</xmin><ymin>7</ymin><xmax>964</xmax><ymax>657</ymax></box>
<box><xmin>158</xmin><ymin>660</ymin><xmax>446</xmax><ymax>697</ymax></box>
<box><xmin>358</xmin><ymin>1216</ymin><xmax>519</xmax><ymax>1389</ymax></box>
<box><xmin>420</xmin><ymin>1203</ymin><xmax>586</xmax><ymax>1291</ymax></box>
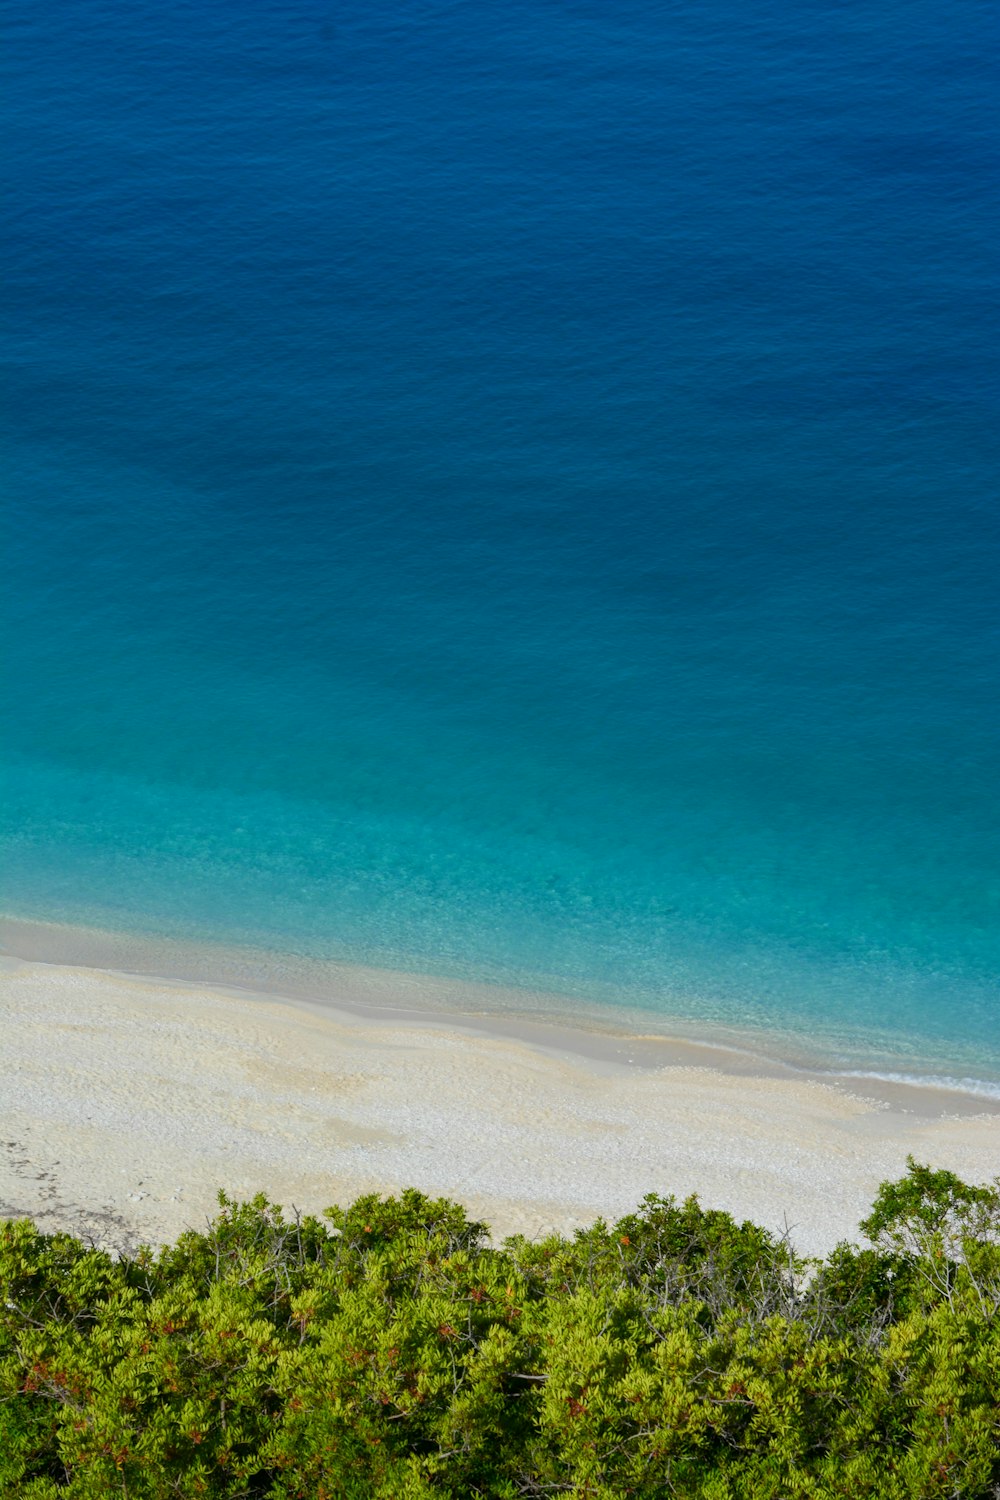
<box><xmin>834</xmin><ymin>1069</ymin><xmax>1000</xmax><ymax>1104</ymax></box>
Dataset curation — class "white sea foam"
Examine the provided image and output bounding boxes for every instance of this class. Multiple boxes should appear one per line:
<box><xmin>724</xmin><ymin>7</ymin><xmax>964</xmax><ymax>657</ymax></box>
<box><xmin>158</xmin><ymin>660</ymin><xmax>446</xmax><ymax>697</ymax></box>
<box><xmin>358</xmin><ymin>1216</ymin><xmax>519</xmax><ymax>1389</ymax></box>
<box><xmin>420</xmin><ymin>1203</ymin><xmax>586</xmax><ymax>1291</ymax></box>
<box><xmin>835</xmin><ymin>1070</ymin><xmax>1000</xmax><ymax>1103</ymax></box>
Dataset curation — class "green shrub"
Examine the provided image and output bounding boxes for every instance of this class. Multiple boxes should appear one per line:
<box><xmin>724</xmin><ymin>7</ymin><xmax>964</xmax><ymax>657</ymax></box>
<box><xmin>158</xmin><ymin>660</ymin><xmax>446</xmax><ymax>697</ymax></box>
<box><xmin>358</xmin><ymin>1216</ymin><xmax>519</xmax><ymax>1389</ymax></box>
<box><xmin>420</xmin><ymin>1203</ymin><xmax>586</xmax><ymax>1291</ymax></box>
<box><xmin>2</xmin><ymin>1160</ymin><xmax>998</xmax><ymax>1497</ymax></box>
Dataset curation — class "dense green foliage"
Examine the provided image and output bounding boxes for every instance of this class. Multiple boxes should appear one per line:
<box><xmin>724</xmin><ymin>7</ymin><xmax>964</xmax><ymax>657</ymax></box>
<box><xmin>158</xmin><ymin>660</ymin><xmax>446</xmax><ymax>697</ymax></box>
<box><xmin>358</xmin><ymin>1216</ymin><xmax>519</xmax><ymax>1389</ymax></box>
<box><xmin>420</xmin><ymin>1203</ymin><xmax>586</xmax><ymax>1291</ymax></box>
<box><xmin>2</xmin><ymin>1160</ymin><xmax>999</xmax><ymax>1498</ymax></box>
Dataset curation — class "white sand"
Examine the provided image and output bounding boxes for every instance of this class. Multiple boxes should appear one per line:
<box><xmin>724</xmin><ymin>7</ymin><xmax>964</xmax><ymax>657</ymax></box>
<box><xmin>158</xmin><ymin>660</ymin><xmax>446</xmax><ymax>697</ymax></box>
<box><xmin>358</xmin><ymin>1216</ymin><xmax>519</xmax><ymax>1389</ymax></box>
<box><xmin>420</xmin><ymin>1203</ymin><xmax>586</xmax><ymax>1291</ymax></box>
<box><xmin>2</xmin><ymin>953</ymin><xmax>999</xmax><ymax>1260</ymax></box>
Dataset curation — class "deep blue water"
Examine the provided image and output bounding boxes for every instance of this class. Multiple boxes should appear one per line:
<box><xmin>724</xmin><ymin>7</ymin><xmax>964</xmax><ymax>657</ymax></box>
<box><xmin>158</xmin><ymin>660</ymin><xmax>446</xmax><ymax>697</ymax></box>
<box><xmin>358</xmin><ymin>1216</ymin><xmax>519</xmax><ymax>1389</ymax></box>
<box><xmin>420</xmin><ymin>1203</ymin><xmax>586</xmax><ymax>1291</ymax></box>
<box><xmin>3</xmin><ymin>0</ymin><xmax>999</xmax><ymax>1079</ymax></box>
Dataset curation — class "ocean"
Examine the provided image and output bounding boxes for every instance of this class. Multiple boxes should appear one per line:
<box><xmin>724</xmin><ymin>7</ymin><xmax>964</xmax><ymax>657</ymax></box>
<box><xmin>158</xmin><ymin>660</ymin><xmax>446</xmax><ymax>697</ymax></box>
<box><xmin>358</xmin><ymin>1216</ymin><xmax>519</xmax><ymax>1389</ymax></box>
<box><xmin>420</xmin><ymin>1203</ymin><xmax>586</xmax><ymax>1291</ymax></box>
<box><xmin>3</xmin><ymin>0</ymin><xmax>999</xmax><ymax>1086</ymax></box>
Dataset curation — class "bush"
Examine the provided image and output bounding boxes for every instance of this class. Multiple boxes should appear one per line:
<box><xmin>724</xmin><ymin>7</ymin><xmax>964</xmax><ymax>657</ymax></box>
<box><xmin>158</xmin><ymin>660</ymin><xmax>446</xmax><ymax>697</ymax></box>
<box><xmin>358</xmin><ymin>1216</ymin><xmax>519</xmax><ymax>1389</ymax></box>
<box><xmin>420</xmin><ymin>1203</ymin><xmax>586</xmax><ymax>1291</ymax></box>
<box><xmin>2</xmin><ymin>1161</ymin><xmax>999</xmax><ymax>1497</ymax></box>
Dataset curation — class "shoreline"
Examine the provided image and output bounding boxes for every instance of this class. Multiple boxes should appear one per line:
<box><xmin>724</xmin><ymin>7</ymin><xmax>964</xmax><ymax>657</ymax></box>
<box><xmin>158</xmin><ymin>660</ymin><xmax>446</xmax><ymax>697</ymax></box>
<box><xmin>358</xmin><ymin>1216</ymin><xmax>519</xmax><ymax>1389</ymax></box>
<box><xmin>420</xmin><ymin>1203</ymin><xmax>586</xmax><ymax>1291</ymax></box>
<box><xmin>3</xmin><ymin>918</ymin><xmax>1000</xmax><ymax>1261</ymax></box>
<box><xmin>4</xmin><ymin>913</ymin><xmax>1000</xmax><ymax>1108</ymax></box>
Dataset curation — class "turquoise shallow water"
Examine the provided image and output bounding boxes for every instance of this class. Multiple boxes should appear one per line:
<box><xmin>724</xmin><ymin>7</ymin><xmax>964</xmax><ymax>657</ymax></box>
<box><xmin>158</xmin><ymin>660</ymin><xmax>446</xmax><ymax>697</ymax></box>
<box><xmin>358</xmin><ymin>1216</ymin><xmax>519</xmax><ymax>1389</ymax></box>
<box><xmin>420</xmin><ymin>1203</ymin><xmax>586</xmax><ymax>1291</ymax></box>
<box><xmin>2</xmin><ymin>0</ymin><xmax>999</xmax><ymax>1083</ymax></box>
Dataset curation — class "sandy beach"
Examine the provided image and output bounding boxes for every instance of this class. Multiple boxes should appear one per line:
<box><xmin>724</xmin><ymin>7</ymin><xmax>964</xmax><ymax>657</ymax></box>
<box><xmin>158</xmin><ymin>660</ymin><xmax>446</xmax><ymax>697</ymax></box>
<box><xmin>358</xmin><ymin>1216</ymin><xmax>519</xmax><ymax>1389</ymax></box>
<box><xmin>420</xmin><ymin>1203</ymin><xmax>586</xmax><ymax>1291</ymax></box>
<box><xmin>2</xmin><ymin>924</ymin><xmax>999</xmax><ymax>1262</ymax></box>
